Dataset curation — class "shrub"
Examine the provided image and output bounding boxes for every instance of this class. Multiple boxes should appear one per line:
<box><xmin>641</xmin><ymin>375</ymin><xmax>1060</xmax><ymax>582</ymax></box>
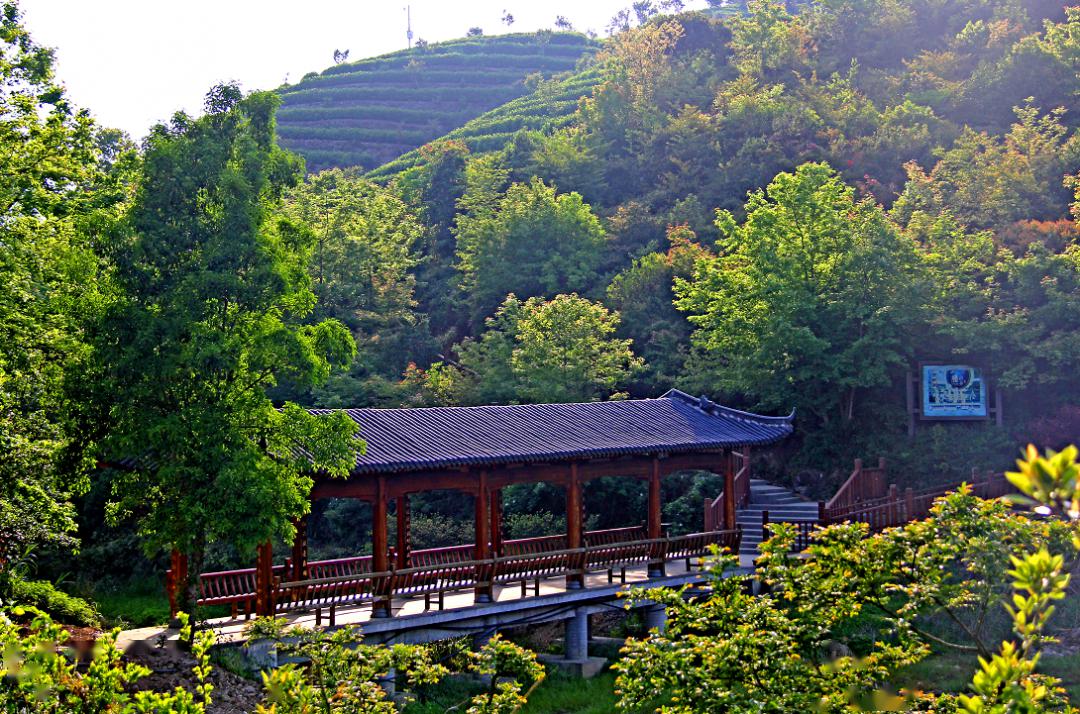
<box><xmin>0</xmin><ymin>609</ymin><xmax>213</xmax><ymax>712</ymax></box>
<box><xmin>7</xmin><ymin>578</ymin><xmax>100</xmax><ymax>627</ymax></box>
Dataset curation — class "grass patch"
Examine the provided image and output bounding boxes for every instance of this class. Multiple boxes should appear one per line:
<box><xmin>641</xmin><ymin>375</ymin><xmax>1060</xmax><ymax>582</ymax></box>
<box><xmin>402</xmin><ymin>670</ymin><xmax>623</xmax><ymax>714</ymax></box>
<box><xmin>519</xmin><ymin>671</ymin><xmax>621</xmax><ymax>714</ymax></box>
<box><xmin>94</xmin><ymin>588</ymin><xmax>171</xmax><ymax>629</ymax></box>
<box><xmin>891</xmin><ymin>649</ymin><xmax>1080</xmax><ymax>700</ymax></box>
<box><xmin>89</xmin><ymin>579</ymin><xmax>229</xmax><ymax>629</ymax></box>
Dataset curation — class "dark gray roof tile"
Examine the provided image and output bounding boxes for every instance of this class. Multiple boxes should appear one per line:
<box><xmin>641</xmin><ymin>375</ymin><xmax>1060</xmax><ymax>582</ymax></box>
<box><xmin>310</xmin><ymin>389</ymin><xmax>794</xmax><ymax>474</ymax></box>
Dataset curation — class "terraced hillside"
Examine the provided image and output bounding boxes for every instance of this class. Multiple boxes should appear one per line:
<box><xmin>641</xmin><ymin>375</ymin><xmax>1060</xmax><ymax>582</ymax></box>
<box><xmin>368</xmin><ymin>66</ymin><xmax>603</xmax><ymax>179</ymax></box>
<box><xmin>276</xmin><ymin>32</ymin><xmax>598</xmax><ymax>173</ymax></box>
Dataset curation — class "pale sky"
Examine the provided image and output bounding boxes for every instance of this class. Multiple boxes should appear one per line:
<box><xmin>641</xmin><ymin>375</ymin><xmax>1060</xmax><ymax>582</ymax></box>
<box><xmin>21</xmin><ymin>1</ymin><xmax>708</xmax><ymax>140</ymax></box>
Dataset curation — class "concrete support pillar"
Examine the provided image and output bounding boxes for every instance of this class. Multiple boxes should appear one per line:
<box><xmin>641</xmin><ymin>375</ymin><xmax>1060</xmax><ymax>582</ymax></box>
<box><xmin>564</xmin><ymin>610</ymin><xmax>589</xmax><ymax>662</ymax></box>
<box><xmin>380</xmin><ymin>667</ymin><xmax>396</xmax><ymax>697</ymax></box>
<box><xmin>644</xmin><ymin>604</ymin><xmax>667</xmax><ymax>635</ymax></box>
<box><xmin>472</xmin><ymin>617</ymin><xmax>496</xmax><ymax>650</ymax></box>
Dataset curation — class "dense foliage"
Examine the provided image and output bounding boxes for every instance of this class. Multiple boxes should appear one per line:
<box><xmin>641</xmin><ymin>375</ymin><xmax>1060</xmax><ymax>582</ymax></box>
<box><xmin>90</xmin><ymin>87</ymin><xmax>361</xmax><ymax>610</ymax></box>
<box><xmin>364</xmin><ymin>0</ymin><xmax>1080</xmax><ymax>485</ymax></box>
<box><xmin>1</xmin><ymin>1</ymin><xmax>1080</xmax><ymax>710</ymax></box>
<box><xmin>0</xmin><ymin>0</ymin><xmax>103</xmax><ymax>572</ymax></box>
<box><xmin>615</xmin><ymin>446</ymin><xmax>1080</xmax><ymax>712</ymax></box>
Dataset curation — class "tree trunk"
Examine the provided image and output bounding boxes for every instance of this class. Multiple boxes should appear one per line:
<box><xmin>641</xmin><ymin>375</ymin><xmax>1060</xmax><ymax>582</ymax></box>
<box><xmin>181</xmin><ymin>537</ymin><xmax>206</xmax><ymax>647</ymax></box>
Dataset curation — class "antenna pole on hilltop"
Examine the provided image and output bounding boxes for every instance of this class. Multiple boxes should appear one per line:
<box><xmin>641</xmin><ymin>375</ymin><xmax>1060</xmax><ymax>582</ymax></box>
<box><xmin>405</xmin><ymin>5</ymin><xmax>413</xmax><ymax>48</ymax></box>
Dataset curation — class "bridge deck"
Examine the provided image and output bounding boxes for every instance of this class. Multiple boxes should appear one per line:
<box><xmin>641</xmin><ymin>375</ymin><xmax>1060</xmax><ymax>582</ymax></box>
<box><xmin>120</xmin><ymin>551</ymin><xmax>755</xmax><ymax>653</ymax></box>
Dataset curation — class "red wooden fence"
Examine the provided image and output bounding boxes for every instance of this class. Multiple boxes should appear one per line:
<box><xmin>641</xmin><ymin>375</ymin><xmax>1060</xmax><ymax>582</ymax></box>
<box><xmin>704</xmin><ymin>447</ymin><xmax>752</xmax><ymax>531</ymax></box>
<box><xmin>168</xmin><ymin>525</ymin><xmax>721</xmax><ymax>619</ymax></box>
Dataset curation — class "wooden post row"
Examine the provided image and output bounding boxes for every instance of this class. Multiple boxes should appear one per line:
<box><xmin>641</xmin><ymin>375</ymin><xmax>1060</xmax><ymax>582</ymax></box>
<box><xmin>396</xmin><ymin>495</ymin><xmax>410</xmax><ymax>569</ymax></box>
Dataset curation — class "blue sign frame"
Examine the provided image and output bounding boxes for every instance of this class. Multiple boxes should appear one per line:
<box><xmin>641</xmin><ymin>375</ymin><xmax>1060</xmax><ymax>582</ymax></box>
<box><xmin>920</xmin><ymin>364</ymin><xmax>989</xmax><ymax>420</ymax></box>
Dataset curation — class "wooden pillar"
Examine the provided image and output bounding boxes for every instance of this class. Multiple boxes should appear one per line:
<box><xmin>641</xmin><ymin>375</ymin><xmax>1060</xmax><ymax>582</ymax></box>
<box><xmin>648</xmin><ymin>457</ymin><xmax>665</xmax><ymax>577</ymax></box>
<box><xmin>255</xmin><ymin>541</ymin><xmax>274</xmax><ymax>618</ymax></box>
<box><xmin>723</xmin><ymin>451</ymin><xmax>736</xmax><ymax>531</ymax></box>
<box><xmin>167</xmin><ymin>549</ymin><xmax>188</xmax><ymax>619</ymax></box>
<box><xmin>566</xmin><ymin>463</ymin><xmax>584</xmax><ymax>589</ymax></box>
<box><xmin>887</xmin><ymin>484</ymin><xmax>899</xmax><ymax>527</ymax></box>
<box><xmin>490</xmin><ymin>489</ymin><xmax>503</xmax><ymax>557</ymax></box>
<box><xmin>396</xmin><ymin>495</ymin><xmax>410</xmax><ymax>569</ymax></box>
<box><xmin>372</xmin><ymin>477</ymin><xmax>391</xmax><ymax>618</ymax></box>
<box><xmin>290</xmin><ymin>517</ymin><xmax>308</xmax><ymax>583</ymax></box>
<box><xmin>474</xmin><ymin>471</ymin><xmax>493</xmax><ymax>602</ymax></box>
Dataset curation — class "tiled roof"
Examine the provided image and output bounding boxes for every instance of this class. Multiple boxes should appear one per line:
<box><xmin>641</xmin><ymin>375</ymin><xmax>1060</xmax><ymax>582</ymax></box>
<box><xmin>310</xmin><ymin>390</ymin><xmax>794</xmax><ymax>474</ymax></box>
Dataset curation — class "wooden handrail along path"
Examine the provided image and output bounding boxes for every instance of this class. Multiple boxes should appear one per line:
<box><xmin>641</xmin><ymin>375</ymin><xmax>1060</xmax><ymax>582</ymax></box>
<box><xmin>169</xmin><ymin>526</ymin><xmax>741</xmax><ymax>621</ymax></box>
<box><xmin>704</xmin><ymin>447</ymin><xmax>752</xmax><ymax>531</ymax></box>
<box><xmin>758</xmin><ymin>461</ymin><xmax>1015</xmax><ymax>554</ymax></box>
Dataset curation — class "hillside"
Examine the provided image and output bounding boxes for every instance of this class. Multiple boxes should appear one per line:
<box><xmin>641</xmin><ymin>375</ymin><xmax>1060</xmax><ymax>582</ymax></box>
<box><xmin>275</xmin><ymin>32</ymin><xmax>599</xmax><ymax>172</ymax></box>
<box><xmin>368</xmin><ymin>66</ymin><xmax>603</xmax><ymax>179</ymax></box>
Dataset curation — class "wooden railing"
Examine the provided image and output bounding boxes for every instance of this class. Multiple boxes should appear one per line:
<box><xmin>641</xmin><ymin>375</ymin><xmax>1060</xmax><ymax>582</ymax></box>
<box><xmin>761</xmin><ymin>511</ymin><xmax>818</xmax><ymax>553</ymax></box>
<box><xmin>175</xmin><ymin>525</ymin><xmax>707</xmax><ymax>619</ymax></box>
<box><xmin>704</xmin><ymin>447</ymin><xmax>752</xmax><ymax>531</ymax></box>
<box><xmin>754</xmin><ymin>468</ymin><xmax>1015</xmax><ymax>554</ymax></box>
<box><xmin>825</xmin><ymin>472</ymin><xmax>1012</xmax><ymax>533</ymax></box>
<box><xmin>823</xmin><ymin>457</ymin><xmax>888</xmax><ymax>521</ymax></box>
<box><xmin>186</xmin><ymin>529</ymin><xmax>742</xmax><ymax>621</ymax></box>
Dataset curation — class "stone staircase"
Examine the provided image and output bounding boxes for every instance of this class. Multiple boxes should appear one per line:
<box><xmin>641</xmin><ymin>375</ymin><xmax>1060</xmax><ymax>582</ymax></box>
<box><xmin>736</xmin><ymin>479</ymin><xmax>820</xmax><ymax>557</ymax></box>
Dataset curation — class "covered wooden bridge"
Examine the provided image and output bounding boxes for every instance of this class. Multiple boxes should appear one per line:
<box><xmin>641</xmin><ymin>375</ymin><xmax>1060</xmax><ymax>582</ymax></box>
<box><xmin>166</xmin><ymin>389</ymin><xmax>794</xmax><ymax>621</ymax></box>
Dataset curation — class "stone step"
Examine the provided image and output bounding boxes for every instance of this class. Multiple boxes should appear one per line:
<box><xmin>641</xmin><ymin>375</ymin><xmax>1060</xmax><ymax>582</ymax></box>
<box><xmin>737</xmin><ymin>480</ymin><xmax>821</xmax><ymax>556</ymax></box>
<box><xmin>737</xmin><ymin>509</ymin><xmax>819</xmax><ymax>520</ymax></box>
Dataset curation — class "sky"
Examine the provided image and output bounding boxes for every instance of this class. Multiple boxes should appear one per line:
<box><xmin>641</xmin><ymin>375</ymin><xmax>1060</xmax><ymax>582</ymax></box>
<box><xmin>21</xmin><ymin>0</ymin><xmax>708</xmax><ymax>141</ymax></box>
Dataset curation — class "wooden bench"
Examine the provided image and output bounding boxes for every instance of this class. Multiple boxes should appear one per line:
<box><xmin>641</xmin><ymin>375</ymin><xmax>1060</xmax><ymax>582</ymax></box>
<box><xmin>392</xmin><ymin>559</ymin><xmax>485</xmax><ymax>611</ymax></box>
<box><xmin>275</xmin><ymin>570</ymin><xmax>387</xmax><ymax>622</ymax></box>
<box><xmin>493</xmin><ymin>548</ymin><xmax>582</xmax><ymax>596</ymax></box>
<box><xmin>196</xmin><ymin>564</ymin><xmax>286</xmax><ymax>619</ymax></box>
<box><xmin>665</xmin><ymin>528</ymin><xmax>742</xmax><ymax>569</ymax></box>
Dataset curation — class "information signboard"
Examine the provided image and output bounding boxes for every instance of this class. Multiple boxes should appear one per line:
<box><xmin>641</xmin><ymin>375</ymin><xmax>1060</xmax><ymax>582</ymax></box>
<box><xmin>921</xmin><ymin>364</ymin><xmax>988</xmax><ymax>420</ymax></box>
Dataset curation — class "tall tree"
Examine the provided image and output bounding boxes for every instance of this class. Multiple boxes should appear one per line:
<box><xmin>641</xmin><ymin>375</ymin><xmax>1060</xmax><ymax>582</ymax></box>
<box><xmin>0</xmin><ymin>1</ymin><xmax>103</xmax><ymax>572</ymax></box>
<box><xmin>281</xmin><ymin>169</ymin><xmax>434</xmax><ymax>406</ymax></box>
<box><xmin>676</xmin><ymin>163</ymin><xmax>926</xmax><ymax>442</ymax></box>
<box><xmin>432</xmin><ymin>294</ymin><xmax>642</xmax><ymax>405</ymax></box>
<box><xmin>96</xmin><ymin>85</ymin><xmax>358</xmax><ymax>607</ymax></box>
<box><xmin>455</xmin><ymin>178</ymin><xmax>607</xmax><ymax>326</ymax></box>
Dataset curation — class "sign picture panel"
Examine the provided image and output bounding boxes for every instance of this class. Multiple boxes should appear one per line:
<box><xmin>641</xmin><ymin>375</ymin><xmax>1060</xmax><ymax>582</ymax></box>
<box><xmin>921</xmin><ymin>364</ymin><xmax>988</xmax><ymax>419</ymax></box>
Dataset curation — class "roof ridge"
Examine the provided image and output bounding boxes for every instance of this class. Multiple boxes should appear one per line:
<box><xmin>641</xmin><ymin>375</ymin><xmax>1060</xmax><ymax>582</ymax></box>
<box><xmin>661</xmin><ymin>389</ymin><xmax>795</xmax><ymax>424</ymax></box>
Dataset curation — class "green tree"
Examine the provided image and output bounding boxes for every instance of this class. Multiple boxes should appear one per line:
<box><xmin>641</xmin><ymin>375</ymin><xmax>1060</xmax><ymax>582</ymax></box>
<box><xmin>281</xmin><ymin>169</ymin><xmax>434</xmax><ymax>406</ymax></box>
<box><xmin>606</xmin><ymin>225</ymin><xmax>708</xmax><ymax>391</ymax></box>
<box><xmin>95</xmin><ymin>85</ymin><xmax>359</xmax><ymax>611</ymax></box>
<box><xmin>676</xmin><ymin>163</ymin><xmax>926</xmax><ymax>444</ymax></box>
<box><xmin>447</xmin><ymin>293</ymin><xmax>642</xmax><ymax>404</ymax></box>
<box><xmin>455</xmin><ymin>178</ymin><xmax>607</xmax><ymax>325</ymax></box>
<box><xmin>616</xmin><ymin>470</ymin><xmax>1079</xmax><ymax>712</ymax></box>
<box><xmin>257</xmin><ymin>627</ymin><xmax>542</xmax><ymax>714</ymax></box>
<box><xmin>0</xmin><ymin>1</ymin><xmax>105</xmax><ymax>570</ymax></box>
<box><xmin>893</xmin><ymin>104</ymin><xmax>1080</xmax><ymax>230</ymax></box>
<box><xmin>0</xmin><ymin>609</ymin><xmax>214</xmax><ymax>712</ymax></box>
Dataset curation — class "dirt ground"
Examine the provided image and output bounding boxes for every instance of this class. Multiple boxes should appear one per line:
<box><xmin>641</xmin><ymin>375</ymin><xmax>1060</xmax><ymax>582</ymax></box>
<box><xmin>124</xmin><ymin>639</ymin><xmax>262</xmax><ymax>714</ymax></box>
